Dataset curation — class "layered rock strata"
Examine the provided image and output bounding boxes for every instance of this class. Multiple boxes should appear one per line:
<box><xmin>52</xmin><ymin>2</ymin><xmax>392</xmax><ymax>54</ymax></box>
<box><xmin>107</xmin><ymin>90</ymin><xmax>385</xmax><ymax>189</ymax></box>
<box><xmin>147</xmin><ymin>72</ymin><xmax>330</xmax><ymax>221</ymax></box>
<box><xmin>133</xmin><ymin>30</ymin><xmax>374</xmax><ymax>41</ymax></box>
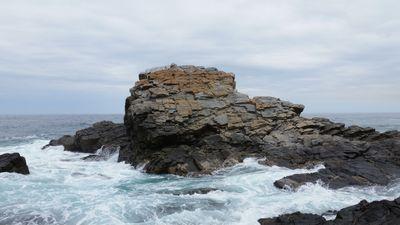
<box><xmin>122</xmin><ymin>64</ymin><xmax>400</xmax><ymax>190</ymax></box>
<box><xmin>46</xmin><ymin>64</ymin><xmax>400</xmax><ymax>190</ymax></box>
<box><xmin>42</xmin><ymin>64</ymin><xmax>400</xmax><ymax>224</ymax></box>
<box><xmin>123</xmin><ymin>64</ymin><xmax>305</xmax><ymax>175</ymax></box>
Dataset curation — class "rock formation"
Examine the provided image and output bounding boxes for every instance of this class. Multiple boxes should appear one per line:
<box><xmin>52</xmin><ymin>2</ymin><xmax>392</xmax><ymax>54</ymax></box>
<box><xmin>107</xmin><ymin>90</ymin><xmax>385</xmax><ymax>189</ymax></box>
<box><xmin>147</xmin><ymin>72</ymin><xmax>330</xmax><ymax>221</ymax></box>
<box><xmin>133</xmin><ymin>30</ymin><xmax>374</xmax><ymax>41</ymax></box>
<box><xmin>0</xmin><ymin>153</ymin><xmax>30</xmax><ymax>175</ymax></box>
<box><xmin>258</xmin><ymin>197</ymin><xmax>400</xmax><ymax>225</ymax></box>
<box><xmin>44</xmin><ymin>121</ymin><xmax>130</xmax><ymax>154</ymax></box>
<box><xmin>46</xmin><ymin>64</ymin><xmax>400</xmax><ymax>190</ymax></box>
<box><xmin>45</xmin><ymin>64</ymin><xmax>400</xmax><ymax>224</ymax></box>
<box><xmin>122</xmin><ymin>64</ymin><xmax>306</xmax><ymax>175</ymax></box>
<box><xmin>121</xmin><ymin>64</ymin><xmax>400</xmax><ymax>190</ymax></box>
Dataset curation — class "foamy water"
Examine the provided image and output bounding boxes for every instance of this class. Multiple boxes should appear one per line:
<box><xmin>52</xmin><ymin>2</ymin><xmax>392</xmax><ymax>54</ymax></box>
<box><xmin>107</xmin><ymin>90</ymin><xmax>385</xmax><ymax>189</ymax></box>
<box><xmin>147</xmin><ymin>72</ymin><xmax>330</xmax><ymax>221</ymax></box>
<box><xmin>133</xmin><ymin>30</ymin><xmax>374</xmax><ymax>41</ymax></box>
<box><xmin>1</xmin><ymin>139</ymin><xmax>399</xmax><ymax>225</ymax></box>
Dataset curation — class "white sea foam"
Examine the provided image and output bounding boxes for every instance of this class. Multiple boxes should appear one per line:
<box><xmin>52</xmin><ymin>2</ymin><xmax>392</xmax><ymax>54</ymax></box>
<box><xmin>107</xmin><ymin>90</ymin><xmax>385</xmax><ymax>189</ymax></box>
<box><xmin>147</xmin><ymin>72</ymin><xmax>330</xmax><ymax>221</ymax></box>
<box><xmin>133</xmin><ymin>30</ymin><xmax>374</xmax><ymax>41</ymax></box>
<box><xmin>0</xmin><ymin>140</ymin><xmax>399</xmax><ymax>225</ymax></box>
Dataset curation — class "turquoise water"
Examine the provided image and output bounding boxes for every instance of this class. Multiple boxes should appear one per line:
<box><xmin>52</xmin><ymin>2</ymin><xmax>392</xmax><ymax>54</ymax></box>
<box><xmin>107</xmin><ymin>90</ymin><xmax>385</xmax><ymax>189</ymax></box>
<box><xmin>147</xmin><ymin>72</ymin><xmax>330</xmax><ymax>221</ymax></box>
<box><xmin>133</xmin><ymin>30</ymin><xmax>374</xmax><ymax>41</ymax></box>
<box><xmin>0</xmin><ymin>114</ymin><xmax>399</xmax><ymax>225</ymax></box>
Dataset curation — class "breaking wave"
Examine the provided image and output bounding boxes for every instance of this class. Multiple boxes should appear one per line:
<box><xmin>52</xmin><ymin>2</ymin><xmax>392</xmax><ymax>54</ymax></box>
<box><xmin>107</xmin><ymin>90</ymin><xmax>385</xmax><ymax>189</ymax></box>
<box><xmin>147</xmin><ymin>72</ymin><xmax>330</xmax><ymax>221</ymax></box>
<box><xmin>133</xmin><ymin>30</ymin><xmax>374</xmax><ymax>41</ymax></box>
<box><xmin>0</xmin><ymin>140</ymin><xmax>399</xmax><ymax>225</ymax></box>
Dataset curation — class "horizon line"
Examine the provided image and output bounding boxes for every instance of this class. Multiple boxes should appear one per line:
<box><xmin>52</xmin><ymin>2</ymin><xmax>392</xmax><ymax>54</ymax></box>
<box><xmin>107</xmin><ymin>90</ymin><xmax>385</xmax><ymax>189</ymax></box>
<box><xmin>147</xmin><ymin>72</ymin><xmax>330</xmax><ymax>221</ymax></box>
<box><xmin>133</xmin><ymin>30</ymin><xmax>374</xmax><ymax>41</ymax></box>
<box><xmin>1</xmin><ymin>112</ymin><xmax>400</xmax><ymax>116</ymax></box>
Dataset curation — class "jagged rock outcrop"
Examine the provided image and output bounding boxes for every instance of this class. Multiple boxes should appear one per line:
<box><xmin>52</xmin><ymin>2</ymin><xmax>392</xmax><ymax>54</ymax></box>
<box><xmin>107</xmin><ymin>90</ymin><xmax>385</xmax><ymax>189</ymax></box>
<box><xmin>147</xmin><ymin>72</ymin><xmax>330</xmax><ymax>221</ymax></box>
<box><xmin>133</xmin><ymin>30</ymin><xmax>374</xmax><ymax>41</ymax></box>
<box><xmin>44</xmin><ymin>64</ymin><xmax>400</xmax><ymax>190</ymax></box>
<box><xmin>258</xmin><ymin>197</ymin><xmax>400</xmax><ymax>225</ymax></box>
<box><xmin>123</xmin><ymin>64</ymin><xmax>306</xmax><ymax>175</ymax></box>
<box><xmin>0</xmin><ymin>153</ymin><xmax>30</xmax><ymax>175</ymax></box>
<box><xmin>40</xmin><ymin>64</ymin><xmax>400</xmax><ymax>224</ymax></box>
<box><xmin>44</xmin><ymin>121</ymin><xmax>130</xmax><ymax>154</ymax></box>
<box><xmin>122</xmin><ymin>64</ymin><xmax>400</xmax><ymax>189</ymax></box>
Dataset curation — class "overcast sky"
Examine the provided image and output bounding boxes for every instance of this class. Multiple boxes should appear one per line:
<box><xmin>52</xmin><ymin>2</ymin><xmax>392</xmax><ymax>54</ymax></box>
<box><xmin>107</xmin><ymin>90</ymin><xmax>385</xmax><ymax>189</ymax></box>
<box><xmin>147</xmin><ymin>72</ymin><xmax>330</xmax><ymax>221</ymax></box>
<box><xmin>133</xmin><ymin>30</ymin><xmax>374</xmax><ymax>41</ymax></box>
<box><xmin>0</xmin><ymin>0</ymin><xmax>399</xmax><ymax>114</ymax></box>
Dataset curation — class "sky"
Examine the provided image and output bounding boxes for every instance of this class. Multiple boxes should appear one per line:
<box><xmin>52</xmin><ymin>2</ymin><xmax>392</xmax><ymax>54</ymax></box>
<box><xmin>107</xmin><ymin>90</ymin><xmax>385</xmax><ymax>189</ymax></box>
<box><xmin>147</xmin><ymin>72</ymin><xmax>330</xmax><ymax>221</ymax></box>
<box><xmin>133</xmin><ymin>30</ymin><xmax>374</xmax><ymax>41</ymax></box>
<box><xmin>0</xmin><ymin>0</ymin><xmax>399</xmax><ymax>114</ymax></box>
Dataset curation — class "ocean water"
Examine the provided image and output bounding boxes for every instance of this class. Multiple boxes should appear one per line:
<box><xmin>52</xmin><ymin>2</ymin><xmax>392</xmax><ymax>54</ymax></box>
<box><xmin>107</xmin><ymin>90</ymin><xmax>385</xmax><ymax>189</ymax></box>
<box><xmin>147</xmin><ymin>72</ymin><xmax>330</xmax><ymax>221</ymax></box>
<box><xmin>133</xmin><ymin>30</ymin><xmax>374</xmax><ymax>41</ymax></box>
<box><xmin>0</xmin><ymin>114</ymin><xmax>399</xmax><ymax>225</ymax></box>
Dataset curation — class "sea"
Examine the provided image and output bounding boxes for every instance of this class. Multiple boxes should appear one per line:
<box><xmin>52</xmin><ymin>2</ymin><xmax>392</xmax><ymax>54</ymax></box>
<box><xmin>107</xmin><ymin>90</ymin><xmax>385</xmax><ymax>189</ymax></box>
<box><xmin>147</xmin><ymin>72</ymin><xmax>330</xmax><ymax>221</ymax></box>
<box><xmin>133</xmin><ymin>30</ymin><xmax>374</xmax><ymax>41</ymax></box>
<box><xmin>0</xmin><ymin>113</ymin><xmax>399</xmax><ymax>225</ymax></box>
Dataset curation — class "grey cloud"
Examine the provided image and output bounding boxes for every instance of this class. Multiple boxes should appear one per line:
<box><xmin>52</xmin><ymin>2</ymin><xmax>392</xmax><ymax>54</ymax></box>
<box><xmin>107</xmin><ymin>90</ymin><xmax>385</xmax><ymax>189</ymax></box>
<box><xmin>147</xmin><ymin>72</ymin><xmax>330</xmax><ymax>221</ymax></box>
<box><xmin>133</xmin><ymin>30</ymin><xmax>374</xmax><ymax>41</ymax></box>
<box><xmin>0</xmin><ymin>0</ymin><xmax>399</xmax><ymax>113</ymax></box>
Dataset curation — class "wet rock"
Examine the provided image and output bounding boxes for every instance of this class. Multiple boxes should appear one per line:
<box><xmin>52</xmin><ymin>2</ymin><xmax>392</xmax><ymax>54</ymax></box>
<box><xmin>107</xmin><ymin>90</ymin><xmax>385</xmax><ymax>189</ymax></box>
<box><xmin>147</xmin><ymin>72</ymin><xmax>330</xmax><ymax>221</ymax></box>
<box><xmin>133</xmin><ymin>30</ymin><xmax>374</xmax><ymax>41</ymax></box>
<box><xmin>42</xmin><ymin>135</ymin><xmax>75</xmax><ymax>150</ymax></box>
<box><xmin>160</xmin><ymin>188</ymin><xmax>219</xmax><ymax>195</ymax></box>
<box><xmin>0</xmin><ymin>153</ymin><xmax>29</xmax><ymax>175</ymax></box>
<box><xmin>81</xmin><ymin>145</ymin><xmax>119</xmax><ymax>161</ymax></box>
<box><xmin>44</xmin><ymin>121</ymin><xmax>130</xmax><ymax>154</ymax></box>
<box><xmin>258</xmin><ymin>212</ymin><xmax>326</xmax><ymax>225</ymax></box>
<box><xmin>258</xmin><ymin>197</ymin><xmax>400</xmax><ymax>225</ymax></box>
<box><xmin>271</xmin><ymin>135</ymin><xmax>400</xmax><ymax>189</ymax></box>
<box><xmin>329</xmin><ymin>197</ymin><xmax>400</xmax><ymax>225</ymax></box>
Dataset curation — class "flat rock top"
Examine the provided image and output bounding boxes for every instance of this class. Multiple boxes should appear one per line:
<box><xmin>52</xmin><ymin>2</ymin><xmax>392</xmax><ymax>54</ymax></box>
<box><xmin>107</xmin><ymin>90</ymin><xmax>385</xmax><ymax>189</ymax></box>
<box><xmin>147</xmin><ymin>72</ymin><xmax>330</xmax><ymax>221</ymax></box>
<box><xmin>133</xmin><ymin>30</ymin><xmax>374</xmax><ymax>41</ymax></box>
<box><xmin>134</xmin><ymin>64</ymin><xmax>235</xmax><ymax>98</ymax></box>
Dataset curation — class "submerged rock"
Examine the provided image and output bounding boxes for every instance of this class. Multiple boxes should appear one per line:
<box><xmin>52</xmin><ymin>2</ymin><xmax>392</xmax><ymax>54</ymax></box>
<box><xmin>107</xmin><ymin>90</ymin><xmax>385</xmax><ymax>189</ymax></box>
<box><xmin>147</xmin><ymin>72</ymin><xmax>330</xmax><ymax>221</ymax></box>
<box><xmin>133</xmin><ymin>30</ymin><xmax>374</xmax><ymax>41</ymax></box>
<box><xmin>121</xmin><ymin>64</ymin><xmax>400</xmax><ymax>190</ymax></box>
<box><xmin>44</xmin><ymin>121</ymin><xmax>130</xmax><ymax>154</ymax></box>
<box><xmin>258</xmin><ymin>197</ymin><xmax>400</xmax><ymax>225</ymax></box>
<box><xmin>0</xmin><ymin>153</ymin><xmax>29</xmax><ymax>175</ymax></box>
<box><xmin>159</xmin><ymin>188</ymin><xmax>219</xmax><ymax>196</ymax></box>
<box><xmin>81</xmin><ymin>145</ymin><xmax>119</xmax><ymax>161</ymax></box>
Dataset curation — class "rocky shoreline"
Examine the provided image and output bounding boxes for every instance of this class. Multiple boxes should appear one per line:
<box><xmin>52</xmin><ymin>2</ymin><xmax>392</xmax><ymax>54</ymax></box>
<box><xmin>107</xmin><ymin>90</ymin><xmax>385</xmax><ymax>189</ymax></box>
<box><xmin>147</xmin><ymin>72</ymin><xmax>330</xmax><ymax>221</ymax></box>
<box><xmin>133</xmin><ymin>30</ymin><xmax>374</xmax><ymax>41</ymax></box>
<box><xmin>40</xmin><ymin>64</ymin><xmax>400</xmax><ymax>224</ymax></box>
<box><xmin>259</xmin><ymin>197</ymin><xmax>400</xmax><ymax>225</ymax></box>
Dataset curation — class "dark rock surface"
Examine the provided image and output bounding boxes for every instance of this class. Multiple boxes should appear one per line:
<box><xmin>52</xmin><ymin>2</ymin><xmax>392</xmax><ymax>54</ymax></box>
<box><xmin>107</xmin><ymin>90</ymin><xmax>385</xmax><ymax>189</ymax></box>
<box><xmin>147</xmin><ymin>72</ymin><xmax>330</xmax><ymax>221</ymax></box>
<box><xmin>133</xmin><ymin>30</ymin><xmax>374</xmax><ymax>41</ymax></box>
<box><xmin>159</xmin><ymin>188</ymin><xmax>219</xmax><ymax>196</ymax></box>
<box><xmin>258</xmin><ymin>197</ymin><xmax>400</xmax><ymax>225</ymax></box>
<box><xmin>271</xmin><ymin>131</ymin><xmax>400</xmax><ymax>189</ymax></box>
<box><xmin>44</xmin><ymin>121</ymin><xmax>130</xmax><ymax>154</ymax></box>
<box><xmin>259</xmin><ymin>212</ymin><xmax>326</xmax><ymax>225</ymax></box>
<box><xmin>122</xmin><ymin>64</ymin><xmax>400</xmax><ymax>190</ymax></box>
<box><xmin>0</xmin><ymin>153</ymin><xmax>30</xmax><ymax>174</ymax></box>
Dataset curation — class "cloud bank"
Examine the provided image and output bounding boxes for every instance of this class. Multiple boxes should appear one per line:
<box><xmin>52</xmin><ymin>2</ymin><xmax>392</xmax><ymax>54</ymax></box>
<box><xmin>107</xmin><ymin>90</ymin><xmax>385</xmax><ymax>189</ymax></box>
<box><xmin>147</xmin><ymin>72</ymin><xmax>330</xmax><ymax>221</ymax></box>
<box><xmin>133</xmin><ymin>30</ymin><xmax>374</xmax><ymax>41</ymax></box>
<box><xmin>0</xmin><ymin>0</ymin><xmax>399</xmax><ymax>113</ymax></box>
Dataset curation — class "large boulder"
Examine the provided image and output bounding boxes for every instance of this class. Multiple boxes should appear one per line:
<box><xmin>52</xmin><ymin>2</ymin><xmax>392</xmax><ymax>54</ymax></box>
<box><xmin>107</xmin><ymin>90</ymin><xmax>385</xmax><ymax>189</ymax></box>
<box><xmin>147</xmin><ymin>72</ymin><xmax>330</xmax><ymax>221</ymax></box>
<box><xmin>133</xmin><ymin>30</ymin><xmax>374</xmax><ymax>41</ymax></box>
<box><xmin>0</xmin><ymin>153</ymin><xmax>30</xmax><ymax>175</ymax></box>
<box><xmin>122</xmin><ymin>64</ymin><xmax>400</xmax><ymax>189</ymax></box>
<box><xmin>258</xmin><ymin>197</ymin><xmax>400</xmax><ymax>225</ymax></box>
<box><xmin>44</xmin><ymin>121</ymin><xmax>130</xmax><ymax>154</ymax></box>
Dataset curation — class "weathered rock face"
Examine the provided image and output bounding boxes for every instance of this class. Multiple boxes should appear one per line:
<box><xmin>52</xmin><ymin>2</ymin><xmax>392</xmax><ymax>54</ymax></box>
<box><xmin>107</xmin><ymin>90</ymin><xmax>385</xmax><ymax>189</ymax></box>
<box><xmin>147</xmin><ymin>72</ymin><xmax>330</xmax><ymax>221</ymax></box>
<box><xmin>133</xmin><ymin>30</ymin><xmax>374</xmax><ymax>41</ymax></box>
<box><xmin>0</xmin><ymin>153</ymin><xmax>30</xmax><ymax>175</ymax></box>
<box><xmin>123</xmin><ymin>64</ymin><xmax>305</xmax><ymax>175</ymax></box>
<box><xmin>271</xmin><ymin>130</ymin><xmax>400</xmax><ymax>189</ymax></box>
<box><xmin>123</xmin><ymin>64</ymin><xmax>400</xmax><ymax>189</ymax></box>
<box><xmin>258</xmin><ymin>197</ymin><xmax>400</xmax><ymax>225</ymax></box>
<box><xmin>44</xmin><ymin>121</ymin><xmax>130</xmax><ymax>154</ymax></box>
